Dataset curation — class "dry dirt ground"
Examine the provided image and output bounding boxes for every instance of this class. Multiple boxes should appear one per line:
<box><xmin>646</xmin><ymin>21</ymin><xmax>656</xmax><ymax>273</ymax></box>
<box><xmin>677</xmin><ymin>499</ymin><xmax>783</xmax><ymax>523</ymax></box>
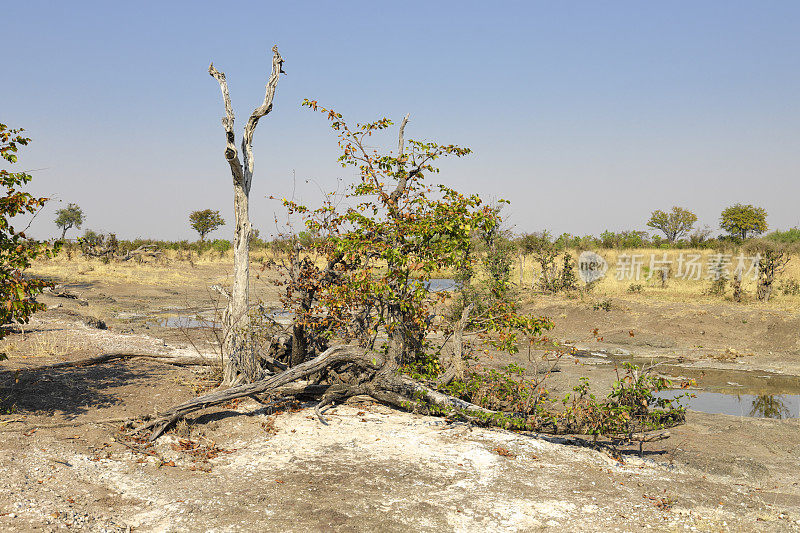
<box><xmin>1</xmin><ymin>269</ymin><xmax>799</xmax><ymax>532</ymax></box>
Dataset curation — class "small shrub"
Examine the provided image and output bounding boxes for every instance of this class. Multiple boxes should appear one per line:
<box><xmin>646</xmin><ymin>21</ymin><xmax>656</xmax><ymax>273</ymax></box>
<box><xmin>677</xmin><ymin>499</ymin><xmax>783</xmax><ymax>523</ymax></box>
<box><xmin>593</xmin><ymin>299</ymin><xmax>612</xmax><ymax>311</ymax></box>
<box><xmin>556</xmin><ymin>253</ymin><xmax>579</xmax><ymax>292</ymax></box>
<box><xmin>707</xmin><ymin>254</ymin><xmax>729</xmax><ymax>296</ymax></box>
<box><xmin>444</xmin><ymin>363</ymin><xmax>545</xmax><ymax>415</ymax></box>
<box><xmin>708</xmin><ymin>276</ymin><xmax>727</xmax><ymax>296</ymax></box>
<box><xmin>745</xmin><ymin>239</ymin><xmax>796</xmax><ymax>301</ymax></box>
<box><xmin>778</xmin><ymin>278</ymin><xmax>800</xmax><ymax>296</ymax></box>
<box><xmin>627</xmin><ymin>283</ymin><xmax>643</xmax><ymax>294</ymax></box>
<box><xmin>731</xmin><ymin>274</ymin><xmax>744</xmax><ymax>302</ymax></box>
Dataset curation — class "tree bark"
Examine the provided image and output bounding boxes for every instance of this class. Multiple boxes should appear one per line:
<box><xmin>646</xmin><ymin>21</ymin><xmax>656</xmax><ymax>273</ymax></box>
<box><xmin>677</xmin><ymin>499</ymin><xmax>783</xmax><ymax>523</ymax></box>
<box><xmin>438</xmin><ymin>303</ymin><xmax>473</xmax><ymax>385</ymax></box>
<box><xmin>209</xmin><ymin>46</ymin><xmax>284</xmax><ymax>385</ymax></box>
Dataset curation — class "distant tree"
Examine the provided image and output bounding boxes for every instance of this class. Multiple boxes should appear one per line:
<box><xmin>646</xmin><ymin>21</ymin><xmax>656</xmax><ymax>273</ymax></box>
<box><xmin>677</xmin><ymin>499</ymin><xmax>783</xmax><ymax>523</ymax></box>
<box><xmin>646</xmin><ymin>206</ymin><xmax>697</xmax><ymax>243</ymax></box>
<box><xmin>720</xmin><ymin>204</ymin><xmax>767</xmax><ymax>240</ymax></box>
<box><xmin>689</xmin><ymin>225</ymin><xmax>713</xmax><ymax>248</ymax></box>
<box><xmin>54</xmin><ymin>202</ymin><xmax>84</xmax><ymax>240</ymax></box>
<box><xmin>189</xmin><ymin>209</ymin><xmax>225</xmax><ymax>241</ymax></box>
<box><xmin>0</xmin><ymin>124</ymin><xmax>59</xmax><ymax>341</ymax></box>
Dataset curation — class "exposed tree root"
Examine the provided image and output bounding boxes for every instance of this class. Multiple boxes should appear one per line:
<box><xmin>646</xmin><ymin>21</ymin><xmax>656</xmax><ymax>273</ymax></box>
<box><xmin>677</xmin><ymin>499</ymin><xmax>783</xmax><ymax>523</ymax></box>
<box><xmin>136</xmin><ymin>345</ymin><xmax>376</xmax><ymax>440</ymax></box>
<box><xmin>132</xmin><ymin>344</ymin><xmax>683</xmax><ymax>444</ymax></box>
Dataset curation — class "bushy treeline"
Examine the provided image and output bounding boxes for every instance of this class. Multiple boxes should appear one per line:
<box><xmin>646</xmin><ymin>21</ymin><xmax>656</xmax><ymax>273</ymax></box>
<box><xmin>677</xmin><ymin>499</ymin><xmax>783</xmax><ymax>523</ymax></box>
<box><xmin>54</xmin><ymin>225</ymin><xmax>800</xmax><ymax>262</ymax></box>
<box><xmin>67</xmin><ymin>228</ymin><xmax>283</xmax><ymax>251</ymax></box>
<box><xmin>767</xmin><ymin>227</ymin><xmax>800</xmax><ymax>245</ymax></box>
<box><xmin>513</xmin><ymin>227</ymin><xmax>800</xmax><ymax>251</ymax></box>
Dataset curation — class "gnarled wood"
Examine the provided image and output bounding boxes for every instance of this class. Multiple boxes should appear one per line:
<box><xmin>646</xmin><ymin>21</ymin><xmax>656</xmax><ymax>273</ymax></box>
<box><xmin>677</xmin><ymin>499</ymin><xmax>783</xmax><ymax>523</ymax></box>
<box><xmin>139</xmin><ymin>345</ymin><xmax>375</xmax><ymax>440</ymax></box>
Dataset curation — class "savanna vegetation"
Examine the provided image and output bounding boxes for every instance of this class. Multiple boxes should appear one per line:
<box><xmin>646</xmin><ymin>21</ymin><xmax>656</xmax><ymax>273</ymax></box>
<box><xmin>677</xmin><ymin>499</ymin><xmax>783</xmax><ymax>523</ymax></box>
<box><xmin>4</xmin><ymin>47</ymin><xmax>799</xmax><ymax>477</ymax></box>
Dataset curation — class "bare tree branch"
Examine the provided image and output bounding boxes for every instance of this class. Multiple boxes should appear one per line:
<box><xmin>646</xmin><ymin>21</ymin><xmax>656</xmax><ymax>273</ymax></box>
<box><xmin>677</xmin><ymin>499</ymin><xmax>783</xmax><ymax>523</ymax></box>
<box><xmin>208</xmin><ymin>64</ymin><xmax>245</xmax><ymax>184</ymax></box>
<box><xmin>396</xmin><ymin>113</ymin><xmax>410</xmax><ymax>157</ymax></box>
<box><xmin>241</xmin><ymin>45</ymin><xmax>284</xmax><ymax>193</ymax></box>
<box><xmin>388</xmin><ymin>114</ymin><xmax>411</xmax><ymax>205</ymax></box>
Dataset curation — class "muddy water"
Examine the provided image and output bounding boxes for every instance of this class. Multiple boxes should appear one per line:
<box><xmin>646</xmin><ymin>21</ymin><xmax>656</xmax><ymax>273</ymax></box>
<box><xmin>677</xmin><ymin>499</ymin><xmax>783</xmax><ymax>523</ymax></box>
<box><xmin>427</xmin><ymin>278</ymin><xmax>458</xmax><ymax>291</ymax></box>
<box><xmin>656</xmin><ymin>390</ymin><xmax>800</xmax><ymax>419</ymax></box>
<box><xmin>655</xmin><ymin>365</ymin><xmax>800</xmax><ymax>418</ymax></box>
<box><xmin>574</xmin><ymin>348</ymin><xmax>800</xmax><ymax>419</ymax></box>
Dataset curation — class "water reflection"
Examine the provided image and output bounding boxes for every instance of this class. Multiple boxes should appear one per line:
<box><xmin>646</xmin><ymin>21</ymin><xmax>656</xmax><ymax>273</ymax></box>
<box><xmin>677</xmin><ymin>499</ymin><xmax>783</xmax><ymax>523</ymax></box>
<box><xmin>655</xmin><ymin>390</ymin><xmax>800</xmax><ymax>419</ymax></box>
<box><xmin>749</xmin><ymin>394</ymin><xmax>790</xmax><ymax>419</ymax></box>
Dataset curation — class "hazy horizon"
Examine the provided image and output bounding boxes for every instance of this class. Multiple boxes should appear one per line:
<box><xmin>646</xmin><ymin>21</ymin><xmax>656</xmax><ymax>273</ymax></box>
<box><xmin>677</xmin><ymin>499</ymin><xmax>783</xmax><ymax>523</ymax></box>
<box><xmin>3</xmin><ymin>1</ymin><xmax>799</xmax><ymax>242</ymax></box>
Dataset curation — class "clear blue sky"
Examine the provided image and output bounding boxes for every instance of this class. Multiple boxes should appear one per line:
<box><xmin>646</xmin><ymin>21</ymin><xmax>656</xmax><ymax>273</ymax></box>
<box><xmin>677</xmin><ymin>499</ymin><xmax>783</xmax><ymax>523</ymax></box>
<box><xmin>3</xmin><ymin>1</ymin><xmax>799</xmax><ymax>240</ymax></box>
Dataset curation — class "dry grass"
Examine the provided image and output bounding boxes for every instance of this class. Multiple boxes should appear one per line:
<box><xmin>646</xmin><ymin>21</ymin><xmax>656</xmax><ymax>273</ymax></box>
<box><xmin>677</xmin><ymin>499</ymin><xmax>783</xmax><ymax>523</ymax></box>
<box><xmin>0</xmin><ymin>329</ymin><xmax>99</xmax><ymax>360</ymax></box>
<box><xmin>30</xmin><ymin>252</ymin><xmax>234</xmax><ymax>288</ymax></box>
<box><xmin>28</xmin><ymin>247</ymin><xmax>800</xmax><ymax>312</ymax></box>
<box><xmin>517</xmin><ymin>248</ymin><xmax>800</xmax><ymax>311</ymax></box>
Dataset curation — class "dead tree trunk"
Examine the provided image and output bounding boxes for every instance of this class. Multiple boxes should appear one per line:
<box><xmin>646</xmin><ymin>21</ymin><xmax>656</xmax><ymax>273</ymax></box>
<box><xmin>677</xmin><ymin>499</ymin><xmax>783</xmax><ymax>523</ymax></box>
<box><xmin>209</xmin><ymin>46</ymin><xmax>285</xmax><ymax>385</ymax></box>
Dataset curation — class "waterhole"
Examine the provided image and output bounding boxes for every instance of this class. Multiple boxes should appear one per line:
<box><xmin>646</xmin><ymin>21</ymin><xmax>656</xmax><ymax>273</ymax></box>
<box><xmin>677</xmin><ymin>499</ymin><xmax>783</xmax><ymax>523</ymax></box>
<box><xmin>656</xmin><ymin>390</ymin><xmax>800</xmax><ymax>419</ymax></box>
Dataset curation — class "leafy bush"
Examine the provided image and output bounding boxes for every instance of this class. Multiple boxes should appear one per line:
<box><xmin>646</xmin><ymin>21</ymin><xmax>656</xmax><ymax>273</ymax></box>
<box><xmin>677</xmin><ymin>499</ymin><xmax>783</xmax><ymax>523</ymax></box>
<box><xmin>599</xmin><ymin>230</ymin><xmax>650</xmax><ymax>249</ymax></box>
<box><xmin>210</xmin><ymin>239</ymin><xmax>232</xmax><ymax>255</ymax></box>
<box><xmin>0</xmin><ymin>124</ymin><xmax>58</xmax><ymax>339</ymax></box>
<box><xmin>441</xmin><ymin>362</ymin><xmax>688</xmax><ymax>437</ymax></box>
<box><xmin>445</xmin><ymin>363</ymin><xmax>544</xmax><ymax>414</ymax></box>
<box><xmin>689</xmin><ymin>226</ymin><xmax>714</xmax><ymax>248</ymax></box>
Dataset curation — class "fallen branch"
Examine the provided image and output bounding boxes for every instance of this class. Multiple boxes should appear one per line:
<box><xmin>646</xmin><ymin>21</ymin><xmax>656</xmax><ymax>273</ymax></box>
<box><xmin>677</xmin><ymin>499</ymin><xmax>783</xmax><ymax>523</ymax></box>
<box><xmin>119</xmin><ymin>245</ymin><xmax>162</xmax><ymax>262</ymax></box>
<box><xmin>12</xmin><ymin>352</ymin><xmax>220</xmax><ymax>373</ymax></box>
<box><xmin>134</xmin><ymin>345</ymin><xmax>682</xmax><ymax>443</ymax></box>
<box><xmin>45</xmin><ymin>287</ymin><xmax>81</xmax><ymax>300</ymax></box>
<box><xmin>0</xmin><ymin>417</ymin><xmax>131</xmax><ymax>432</ymax></box>
<box><xmin>137</xmin><ymin>345</ymin><xmax>373</xmax><ymax>440</ymax></box>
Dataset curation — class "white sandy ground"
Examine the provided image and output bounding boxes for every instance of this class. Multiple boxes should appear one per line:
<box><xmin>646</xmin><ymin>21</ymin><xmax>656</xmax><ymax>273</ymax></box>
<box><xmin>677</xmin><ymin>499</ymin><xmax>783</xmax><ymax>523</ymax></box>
<box><xmin>2</xmin><ymin>400</ymin><xmax>799</xmax><ymax>532</ymax></box>
<box><xmin>1</xmin><ymin>318</ymin><xmax>799</xmax><ymax>532</ymax></box>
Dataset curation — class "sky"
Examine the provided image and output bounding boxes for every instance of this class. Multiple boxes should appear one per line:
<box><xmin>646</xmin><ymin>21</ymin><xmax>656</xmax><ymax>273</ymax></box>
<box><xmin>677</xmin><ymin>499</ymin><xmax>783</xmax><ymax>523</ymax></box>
<box><xmin>3</xmin><ymin>1</ymin><xmax>799</xmax><ymax>241</ymax></box>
